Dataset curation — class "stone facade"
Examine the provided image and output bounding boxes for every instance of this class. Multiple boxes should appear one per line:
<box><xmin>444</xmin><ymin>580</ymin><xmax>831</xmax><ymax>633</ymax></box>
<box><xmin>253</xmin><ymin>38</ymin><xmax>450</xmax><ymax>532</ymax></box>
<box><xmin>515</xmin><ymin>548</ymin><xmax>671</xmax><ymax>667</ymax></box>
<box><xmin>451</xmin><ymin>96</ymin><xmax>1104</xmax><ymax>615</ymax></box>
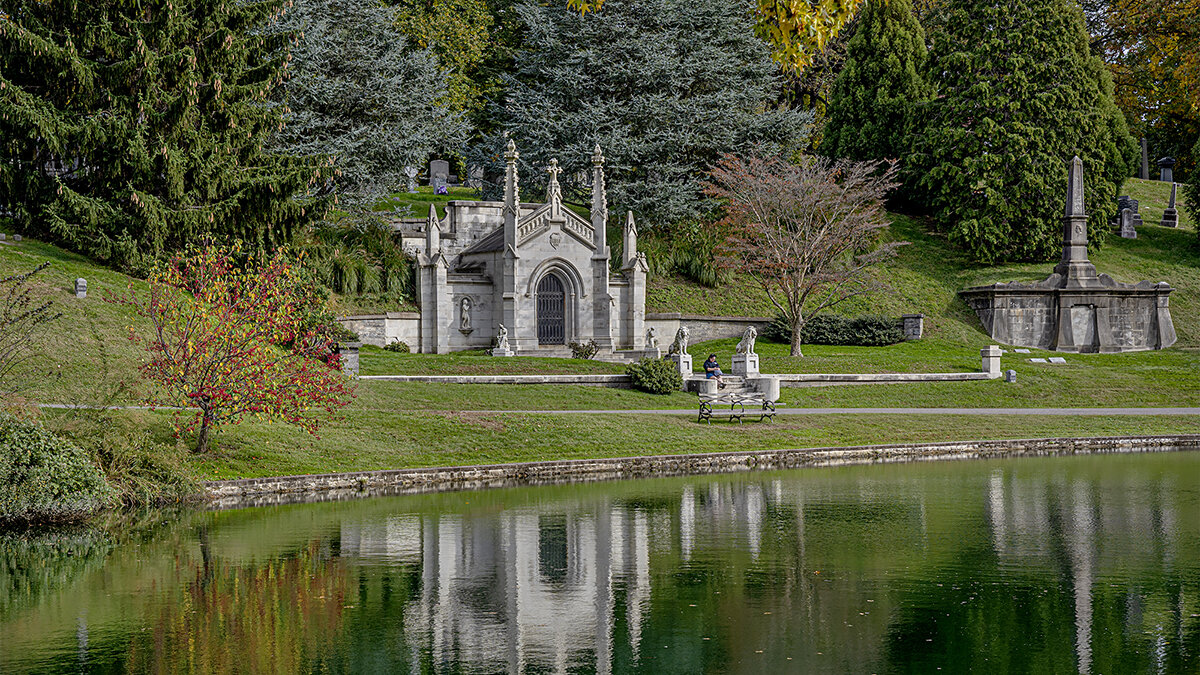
<box><xmin>960</xmin><ymin>156</ymin><xmax>1176</xmax><ymax>353</ymax></box>
<box><xmin>415</xmin><ymin>142</ymin><xmax>647</xmax><ymax>355</ymax></box>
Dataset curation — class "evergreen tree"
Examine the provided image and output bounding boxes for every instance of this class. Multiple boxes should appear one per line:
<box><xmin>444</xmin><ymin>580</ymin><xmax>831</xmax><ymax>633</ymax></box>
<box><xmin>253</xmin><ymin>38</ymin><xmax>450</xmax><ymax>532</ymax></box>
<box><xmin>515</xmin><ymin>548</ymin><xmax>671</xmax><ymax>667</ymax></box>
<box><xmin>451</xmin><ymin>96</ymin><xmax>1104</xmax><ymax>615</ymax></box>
<box><xmin>0</xmin><ymin>0</ymin><xmax>332</xmax><ymax>271</ymax></box>
<box><xmin>474</xmin><ymin>0</ymin><xmax>810</xmax><ymax>226</ymax></box>
<box><xmin>909</xmin><ymin>0</ymin><xmax>1137</xmax><ymax>262</ymax></box>
<box><xmin>267</xmin><ymin>0</ymin><xmax>468</xmax><ymax>211</ymax></box>
<box><xmin>819</xmin><ymin>0</ymin><xmax>932</xmax><ymax>163</ymax></box>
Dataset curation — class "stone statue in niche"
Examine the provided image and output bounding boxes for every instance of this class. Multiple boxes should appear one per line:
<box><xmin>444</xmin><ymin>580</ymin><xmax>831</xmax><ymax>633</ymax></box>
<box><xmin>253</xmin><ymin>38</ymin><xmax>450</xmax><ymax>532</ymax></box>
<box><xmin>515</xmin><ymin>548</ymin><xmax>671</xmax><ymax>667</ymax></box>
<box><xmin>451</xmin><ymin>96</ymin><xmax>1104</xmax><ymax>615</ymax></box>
<box><xmin>459</xmin><ymin>297</ymin><xmax>472</xmax><ymax>331</ymax></box>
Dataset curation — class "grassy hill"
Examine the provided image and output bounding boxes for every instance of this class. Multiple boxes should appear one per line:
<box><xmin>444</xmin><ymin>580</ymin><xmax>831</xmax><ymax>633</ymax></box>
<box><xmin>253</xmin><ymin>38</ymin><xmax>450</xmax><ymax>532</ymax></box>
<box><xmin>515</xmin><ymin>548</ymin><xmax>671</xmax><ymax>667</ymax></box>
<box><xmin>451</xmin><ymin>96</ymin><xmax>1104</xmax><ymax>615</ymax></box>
<box><xmin>0</xmin><ymin>180</ymin><xmax>1198</xmax><ymax>483</ymax></box>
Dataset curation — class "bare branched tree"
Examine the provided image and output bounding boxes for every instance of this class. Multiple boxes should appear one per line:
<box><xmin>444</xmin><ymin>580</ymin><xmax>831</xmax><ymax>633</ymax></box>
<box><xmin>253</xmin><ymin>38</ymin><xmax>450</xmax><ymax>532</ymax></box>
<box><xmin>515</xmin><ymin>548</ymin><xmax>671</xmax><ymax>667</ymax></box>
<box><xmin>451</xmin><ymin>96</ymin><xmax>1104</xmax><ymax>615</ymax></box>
<box><xmin>0</xmin><ymin>262</ymin><xmax>61</xmax><ymax>393</ymax></box>
<box><xmin>705</xmin><ymin>154</ymin><xmax>906</xmax><ymax>357</ymax></box>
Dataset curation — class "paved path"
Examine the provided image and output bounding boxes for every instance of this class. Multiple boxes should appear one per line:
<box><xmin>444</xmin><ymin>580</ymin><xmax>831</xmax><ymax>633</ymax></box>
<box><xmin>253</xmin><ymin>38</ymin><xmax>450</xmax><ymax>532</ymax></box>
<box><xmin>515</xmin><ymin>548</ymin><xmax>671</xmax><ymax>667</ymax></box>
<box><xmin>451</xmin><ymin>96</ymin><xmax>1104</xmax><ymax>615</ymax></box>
<box><xmin>430</xmin><ymin>407</ymin><xmax>1200</xmax><ymax>416</ymax></box>
<box><xmin>34</xmin><ymin>403</ymin><xmax>1200</xmax><ymax>416</ymax></box>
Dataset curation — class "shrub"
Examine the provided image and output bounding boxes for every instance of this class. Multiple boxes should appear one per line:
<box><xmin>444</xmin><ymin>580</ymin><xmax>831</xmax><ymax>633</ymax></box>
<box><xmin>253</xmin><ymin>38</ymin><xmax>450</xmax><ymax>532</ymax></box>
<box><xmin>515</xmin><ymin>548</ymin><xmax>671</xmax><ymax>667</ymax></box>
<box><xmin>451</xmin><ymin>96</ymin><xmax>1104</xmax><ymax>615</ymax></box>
<box><xmin>764</xmin><ymin>314</ymin><xmax>906</xmax><ymax>347</ymax></box>
<box><xmin>626</xmin><ymin>358</ymin><xmax>683</xmax><ymax>395</ymax></box>
<box><xmin>0</xmin><ymin>413</ymin><xmax>114</xmax><ymax>523</ymax></box>
<box><xmin>568</xmin><ymin>339</ymin><xmax>599</xmax><ymax>360</ymax></box>
<box><xmin>384</xmin><ymin>340</ymin><xmax>411</xmax><ymax>353</ymax></box>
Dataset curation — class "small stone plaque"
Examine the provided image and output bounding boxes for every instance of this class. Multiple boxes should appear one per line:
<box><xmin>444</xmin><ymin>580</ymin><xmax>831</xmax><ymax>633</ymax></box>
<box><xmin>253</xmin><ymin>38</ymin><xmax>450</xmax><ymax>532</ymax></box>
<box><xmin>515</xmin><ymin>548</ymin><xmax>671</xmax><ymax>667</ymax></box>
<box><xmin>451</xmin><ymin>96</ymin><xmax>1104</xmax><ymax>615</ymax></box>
<box><xmin>1014</xmin><ymin>349</ymin><xmax>1031</xmax><ymax>353</ymax></box>
<box><xmin>1048</xmin><ymin>357</ymin><xmax>1067</xmax><ymax>364</ymax></box>
<box><xmin>1029</xmin><ymin>358</ymin><xmax>1048</xmax><ymax>363</ymax></box>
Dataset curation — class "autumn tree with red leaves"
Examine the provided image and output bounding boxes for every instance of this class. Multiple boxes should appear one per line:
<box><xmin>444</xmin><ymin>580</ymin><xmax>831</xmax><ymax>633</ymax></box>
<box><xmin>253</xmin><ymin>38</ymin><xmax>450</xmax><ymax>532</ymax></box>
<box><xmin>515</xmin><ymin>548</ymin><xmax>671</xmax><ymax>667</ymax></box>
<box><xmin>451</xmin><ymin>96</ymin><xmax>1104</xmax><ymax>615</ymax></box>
<box><xmin>705</xmin><ymin>154</ymin><xmax>905</xmax><ymax>357</ymax></box>
<box><xmin>112</xmin><ymin>243</ymin><xmax>354</xmax><ymax>453</ymax></box>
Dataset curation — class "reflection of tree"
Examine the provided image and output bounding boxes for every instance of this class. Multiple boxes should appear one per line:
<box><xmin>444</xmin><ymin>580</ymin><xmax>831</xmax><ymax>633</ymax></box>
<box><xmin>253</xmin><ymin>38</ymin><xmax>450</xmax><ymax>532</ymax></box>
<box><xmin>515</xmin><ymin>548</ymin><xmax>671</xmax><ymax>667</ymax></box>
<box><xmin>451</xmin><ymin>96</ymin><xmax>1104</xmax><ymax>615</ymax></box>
<box><xmin>123</xmin><ymin>540</ymin><xmax>348</xmax><ymax>673</ymax></box>
<box><xmin>0</xmin><ymin>528</ymin><xmax>113</xmax><ymax>621</ymax></box>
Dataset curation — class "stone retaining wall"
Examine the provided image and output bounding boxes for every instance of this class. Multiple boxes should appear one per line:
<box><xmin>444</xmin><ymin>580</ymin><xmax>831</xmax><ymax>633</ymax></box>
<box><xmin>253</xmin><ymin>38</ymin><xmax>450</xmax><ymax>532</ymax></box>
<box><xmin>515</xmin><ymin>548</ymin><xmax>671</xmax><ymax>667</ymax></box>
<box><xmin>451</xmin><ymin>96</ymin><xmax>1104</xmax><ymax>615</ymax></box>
<box><xmin>205</xmin><ymin>435</ymin><xmax>1200</xmax><ymax>509</ymax></box>
<box><xmin>644</xmin><ymin>313</ymin><xmax>773</xmax><ymax>344</ymax></box>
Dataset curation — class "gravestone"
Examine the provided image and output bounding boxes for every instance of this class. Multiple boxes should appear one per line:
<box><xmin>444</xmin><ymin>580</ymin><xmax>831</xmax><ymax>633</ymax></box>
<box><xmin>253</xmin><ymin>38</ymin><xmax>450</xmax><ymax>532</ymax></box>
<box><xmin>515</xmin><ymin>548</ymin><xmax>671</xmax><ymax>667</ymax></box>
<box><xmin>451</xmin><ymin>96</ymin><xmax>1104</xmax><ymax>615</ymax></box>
<box><xmin>429</xmin><ymin>159</ymin><xmax>450</xmax><ymax>187</ymax></box>
<box><xmin>74</xmin><ymin>278</ymin><xmax>87</xmax><ymax>299</ymax></box>
<box><xmin>1029</xmin><ymin>358</ymin><xmax>1047</xmax><ymax>363</ymax></box>
<box><xmin>1004</xmin><ymin>369</ymin><xmax>1017</xmax><ymax>383</ymax></box>
<box><xmin>12</xmin><ymin>235</ymin><xmax>20</xmax><ymax>242</ymax></box>
<box><xmin>1157</xmin><ymin>156</ymin><xmax>1175</xmax><ymax>183</ymax></box>
<box><xmin>1048</xmin><ymin>356</ymin><xmax>1067</xmax><ymax>364</ymax></box>
<box><xmin>404</xmin><ymin>166</ymin><xmax>418</xmax><ymax>193</ymax></box>
<box><xmin>901</xmin><ymin>314</ymin><xmax>924</xmax><ymax>340</ymax></box>
<box><xmin>1161</xmin><ymin>183</ymin><xmax>1179</xmax><ymax>228</ymax></box>
<box><xmin>1119</xmin><ymin>208</ymin><xmax>1137</xmax><ymax>238</ymax></box>
<box><xmin>466</xmin><ymin>165</ymin><xmax>484</xmax><ymax>189</ymax></box>
<box><xmin>1116</xmin><ymin>196</ymin><xmax>1143</xmax><ymax>228</ymax></box>
<box><xmin>0</xmin><ymin>233</ymin><xmax>6</xmax><ymax>241</ymax></box>
<box><xmin>1140</xmin><ymin>138</ymin><xmax>1149</xmax><ymax>179</ymax></box>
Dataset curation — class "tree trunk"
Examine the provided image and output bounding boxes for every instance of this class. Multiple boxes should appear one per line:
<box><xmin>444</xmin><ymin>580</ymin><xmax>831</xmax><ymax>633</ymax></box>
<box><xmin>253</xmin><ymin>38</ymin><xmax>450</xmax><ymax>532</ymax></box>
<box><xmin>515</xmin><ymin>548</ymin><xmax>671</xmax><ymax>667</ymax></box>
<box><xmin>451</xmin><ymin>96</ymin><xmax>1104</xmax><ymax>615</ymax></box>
<box><xmin>790</xmin><ymin>317</ymin><xmax>805</xmax><ymax>357</ymax></box>
<box><xmin>195</xmin><ymin>405</ymin><xmax>215</xmax><ymax>454</ymax></box>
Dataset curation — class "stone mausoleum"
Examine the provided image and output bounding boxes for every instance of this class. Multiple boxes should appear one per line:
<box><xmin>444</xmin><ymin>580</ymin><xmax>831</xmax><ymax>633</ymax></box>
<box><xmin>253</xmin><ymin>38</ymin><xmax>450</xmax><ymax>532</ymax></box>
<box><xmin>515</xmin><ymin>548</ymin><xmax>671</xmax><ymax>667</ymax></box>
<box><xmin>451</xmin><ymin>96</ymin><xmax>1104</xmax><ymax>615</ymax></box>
<box><xmin>960</xmin><ymin>156</ymin><xmax>1176</xmax><ymax>353</ymax></box>
<box><xmin>414</xmin><ymin>141</ymin><xmax>649</xmax><ymax>355</ymax></box>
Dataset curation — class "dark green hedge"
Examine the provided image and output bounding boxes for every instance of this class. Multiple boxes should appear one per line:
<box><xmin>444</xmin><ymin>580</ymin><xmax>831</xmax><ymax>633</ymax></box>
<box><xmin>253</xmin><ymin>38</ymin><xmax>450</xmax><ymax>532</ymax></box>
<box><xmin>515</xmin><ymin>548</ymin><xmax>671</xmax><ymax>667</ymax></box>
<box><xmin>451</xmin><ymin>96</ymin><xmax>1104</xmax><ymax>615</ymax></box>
<box><xmin>0</xmin><ymin>413</ymin><xmax>114</xmax><ymax>523</ymax></box>
<box><xmin>626</xmin><ymin>358</ymin><xmax>684</xmax><ymax>395</ymax></box>
<box><xmin>763</xmin><ymin>314</ymin><xmax>906</xmax><ymax>347</ymax></box>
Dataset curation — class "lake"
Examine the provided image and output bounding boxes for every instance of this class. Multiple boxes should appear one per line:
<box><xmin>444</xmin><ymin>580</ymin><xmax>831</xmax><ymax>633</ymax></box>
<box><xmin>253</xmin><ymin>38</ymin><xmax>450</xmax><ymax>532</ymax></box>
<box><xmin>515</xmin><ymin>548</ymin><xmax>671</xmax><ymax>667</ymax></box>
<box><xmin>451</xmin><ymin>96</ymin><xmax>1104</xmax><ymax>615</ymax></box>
<box><xmin>2</xmin><ymin>450</ymin><xmax>1198</xmax><ymax>673</ymax></box>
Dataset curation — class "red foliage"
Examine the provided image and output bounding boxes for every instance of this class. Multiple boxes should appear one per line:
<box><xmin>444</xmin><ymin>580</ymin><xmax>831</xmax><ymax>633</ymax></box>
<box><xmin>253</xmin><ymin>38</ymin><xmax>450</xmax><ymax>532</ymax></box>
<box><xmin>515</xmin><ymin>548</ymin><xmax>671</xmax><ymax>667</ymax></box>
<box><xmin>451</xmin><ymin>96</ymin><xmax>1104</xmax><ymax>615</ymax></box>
<box><xmin>109</xmin><ymin>242</ymin><xmax>355</xmax><ymax>452</ymax></box>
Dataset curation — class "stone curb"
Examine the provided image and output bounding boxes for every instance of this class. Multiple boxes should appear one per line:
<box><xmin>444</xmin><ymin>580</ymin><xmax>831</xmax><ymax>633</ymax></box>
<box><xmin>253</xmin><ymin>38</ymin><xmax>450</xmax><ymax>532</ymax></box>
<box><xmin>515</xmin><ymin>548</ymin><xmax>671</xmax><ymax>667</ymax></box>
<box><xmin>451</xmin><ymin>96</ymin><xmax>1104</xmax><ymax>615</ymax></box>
<box><xmin>204</xmin><ymin>434</ymin><xmax>1200</xmax><ymax>509</ymax></box>
<box><xmin>361</xmin><ymin>372</ymin><xmax>993</xmax><ymax>386</ymax></box>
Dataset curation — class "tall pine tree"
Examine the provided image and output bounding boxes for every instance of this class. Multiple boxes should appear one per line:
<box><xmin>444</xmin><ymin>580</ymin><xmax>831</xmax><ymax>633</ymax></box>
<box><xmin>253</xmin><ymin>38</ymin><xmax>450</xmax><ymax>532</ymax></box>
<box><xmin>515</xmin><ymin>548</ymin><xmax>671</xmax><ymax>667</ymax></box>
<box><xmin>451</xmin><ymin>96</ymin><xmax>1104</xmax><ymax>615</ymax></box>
<box><xmin>819</xmin><ymin>0</ymin><xmax>932</xmax><ymax>163</ymax></box>
<box><xmin>1189</xmin><ymin>138</ymin><xmax>1200</xmax><ymax>242</ymax></box>
<box><xmin>909</xmin><ymin>0</ymin><xmax>1137</xmax><ymax>262</ymax></box>
<box><xmin>0</xmin><ymin>0</ymin><xmax>333</xmax><ymax>271</ymax></box>
<box><xmin>267</xmin><ymin>0</ymin><xmax>468</xmax><ymax>212</ymax></box>
<box><xmin>473</xmin><ymin>0</ymin><xmax>810</xmax><ymax>227</ymax></box>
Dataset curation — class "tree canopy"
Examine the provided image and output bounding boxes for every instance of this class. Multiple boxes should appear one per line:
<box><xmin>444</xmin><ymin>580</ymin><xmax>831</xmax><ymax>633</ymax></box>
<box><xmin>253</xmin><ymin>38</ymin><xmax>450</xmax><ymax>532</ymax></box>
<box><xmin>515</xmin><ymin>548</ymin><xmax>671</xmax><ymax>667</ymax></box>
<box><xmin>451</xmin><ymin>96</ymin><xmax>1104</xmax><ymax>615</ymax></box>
<box><xmin>267</xmin><ymin>0</ymin><xmax>468</xmax><ymax>211</ymax></box>
<box><xmin>908</xmin><ymin>0</ymin><xmax>1136</xmax><ymax>262</ymax></box>
<box><xmin>479</xmin><ymin>0</ymin><xmax>810</xmax><ymax>227</ymax></box>
<box><xmin>0</xmin><ymin>0</ymin><xmax>333</xmax><ymax>271</ymax></box>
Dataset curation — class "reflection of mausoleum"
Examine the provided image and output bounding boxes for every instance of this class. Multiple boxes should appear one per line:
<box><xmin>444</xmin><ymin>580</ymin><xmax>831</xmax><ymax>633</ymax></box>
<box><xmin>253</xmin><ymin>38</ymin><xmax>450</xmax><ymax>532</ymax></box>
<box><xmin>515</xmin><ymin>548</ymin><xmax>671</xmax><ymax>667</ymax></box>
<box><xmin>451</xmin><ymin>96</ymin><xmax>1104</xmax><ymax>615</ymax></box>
<box><xmin>414</xmin><ymin>142</ymin><xmax>649</xmax><ymax>355</ymax></box>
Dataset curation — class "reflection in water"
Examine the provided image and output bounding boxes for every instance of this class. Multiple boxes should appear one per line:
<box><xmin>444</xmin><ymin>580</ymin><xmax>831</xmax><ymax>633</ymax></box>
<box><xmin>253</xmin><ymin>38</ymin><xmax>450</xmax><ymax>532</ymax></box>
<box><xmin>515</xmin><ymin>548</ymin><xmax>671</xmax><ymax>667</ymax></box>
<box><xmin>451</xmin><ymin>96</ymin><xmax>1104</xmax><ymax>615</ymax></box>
<box><xmin>1</xmin><ymin>452</ymin><xmax>1198</xmax><ymax>673</ymax></box>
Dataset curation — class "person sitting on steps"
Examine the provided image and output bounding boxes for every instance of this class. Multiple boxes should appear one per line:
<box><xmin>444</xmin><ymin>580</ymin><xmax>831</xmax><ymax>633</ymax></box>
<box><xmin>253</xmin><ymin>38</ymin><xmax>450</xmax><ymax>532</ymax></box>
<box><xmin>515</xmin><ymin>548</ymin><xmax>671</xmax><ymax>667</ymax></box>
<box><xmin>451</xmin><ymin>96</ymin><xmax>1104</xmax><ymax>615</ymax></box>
<box><xmin>703</xmin><ymin>353</ymin><xmax>726</xmax><ymax>389</ymax></box>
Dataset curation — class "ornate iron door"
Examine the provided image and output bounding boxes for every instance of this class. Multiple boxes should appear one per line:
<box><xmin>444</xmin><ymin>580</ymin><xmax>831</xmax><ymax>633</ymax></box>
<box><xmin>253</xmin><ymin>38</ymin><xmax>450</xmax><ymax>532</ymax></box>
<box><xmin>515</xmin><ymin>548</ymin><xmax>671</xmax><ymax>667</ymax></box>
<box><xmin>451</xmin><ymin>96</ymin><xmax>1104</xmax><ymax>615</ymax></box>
<box><xmin>537</xmin><ymin>274</ymin><xmax>566</xmax><ymax>345</ymax></box>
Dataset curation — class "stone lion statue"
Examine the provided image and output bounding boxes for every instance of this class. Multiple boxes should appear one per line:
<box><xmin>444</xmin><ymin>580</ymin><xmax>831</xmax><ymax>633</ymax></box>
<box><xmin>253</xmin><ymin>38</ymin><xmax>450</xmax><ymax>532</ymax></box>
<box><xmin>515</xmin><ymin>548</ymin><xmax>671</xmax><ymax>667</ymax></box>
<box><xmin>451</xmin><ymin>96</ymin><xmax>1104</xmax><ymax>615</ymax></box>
<box><xmin>666</xmin><ymin>326</ymin><xmax>690</xmax><ymax>356</ymax></box>
<box><xmin>735</xmin><ymin>326</ymin><xmax>757</xmax><ymax>355</ymax></box>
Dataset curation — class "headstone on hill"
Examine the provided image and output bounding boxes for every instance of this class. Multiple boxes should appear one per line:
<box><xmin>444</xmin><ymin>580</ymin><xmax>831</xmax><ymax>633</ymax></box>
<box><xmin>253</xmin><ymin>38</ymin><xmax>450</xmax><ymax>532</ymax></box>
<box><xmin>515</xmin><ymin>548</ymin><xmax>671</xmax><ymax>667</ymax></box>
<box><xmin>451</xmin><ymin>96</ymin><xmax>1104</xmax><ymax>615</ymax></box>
<box><xmin>404</xmin><ymin>166</ymin><xmax>418</xmax><ymax>193</ymax></box>
<box><xmin>1119</xmin><ymin>208</ymin><xmax>1137</xmax><ymax>239</ymax></box>
<box><xmin>74</xmin><ymin>278</ymin><xmax>87</xmax><ymax>299</ymax></box>
<box><xmin>429</xmin><ymin>159</ymin><xmax>450</xmax><ymax>187</ymax></box>
<box><xmin>1161</xmin><ymin>183</ymin><xmax>1179</xmax><ymax>228</ymax></box>
<box><xmin>901</xmin><ymin>314</ymin><xmax>924</xmax><ymax>340</ymax></box>
<box><xmin>1158</xmin><ymin>156</ymin><xmax>1175</xmax><ymax>183</ymax></box>
<box><xmin>1116</xmin><ymin>195</ymin><xmax>1143</xmax><ymax>228</ymax></box>
<box><xmin>1140</xmin><ymin>138</ymin><xmax>1149</xmax><ymax>179</ymax></box>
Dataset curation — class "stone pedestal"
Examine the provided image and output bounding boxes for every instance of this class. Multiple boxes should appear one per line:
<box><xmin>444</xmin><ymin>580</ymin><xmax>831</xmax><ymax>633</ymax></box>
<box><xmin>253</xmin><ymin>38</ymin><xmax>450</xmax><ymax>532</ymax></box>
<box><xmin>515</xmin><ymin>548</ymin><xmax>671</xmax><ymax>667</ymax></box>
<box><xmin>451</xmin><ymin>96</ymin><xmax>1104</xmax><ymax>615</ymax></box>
<box><xmin>981</xmin><ymin>345</ymin><xmax>1002</xmax><ymax>377</ymax></box>
<box><xmin>688</xmin><ymin>377</ymin><xmax>718</xmax><ymax>395</ymax></box>
<box><xmin>335</xmin><ymin>342</ymin><xmax>361</xmax><ymax>377</ymax></box>
<box><xmin>750</xmin><ymin>376</ymin><xmax>780</xmax><ymax>402</ymax></box>
<box><xmin>731</xmin><ymin>353</ymin><xmax>759</xmax><ymax>377</ymax></box>
<box><xmin>668</xmin><ymin>353</ymin><xmax>692</xmax><ymax>380</ymax></box>
<box><xmin>901</xmin><ymin>314</ymin><xmax>924</xmax><ymax>340</ymax></box>
<box><xmin>491</xmin><ymin>346</ymin><xmax>515</xmax><ymax>357</ymax></box>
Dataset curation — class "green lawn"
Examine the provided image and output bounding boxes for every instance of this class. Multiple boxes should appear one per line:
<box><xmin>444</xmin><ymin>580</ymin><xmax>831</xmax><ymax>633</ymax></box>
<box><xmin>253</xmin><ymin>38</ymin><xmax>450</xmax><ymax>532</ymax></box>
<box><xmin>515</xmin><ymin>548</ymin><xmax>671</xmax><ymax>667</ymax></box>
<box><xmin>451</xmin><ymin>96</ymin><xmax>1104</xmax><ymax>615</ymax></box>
<box><xmin>42</xmin><ymin>406</ymin><xmax>1200</xmax><ymax>481</ymax></box>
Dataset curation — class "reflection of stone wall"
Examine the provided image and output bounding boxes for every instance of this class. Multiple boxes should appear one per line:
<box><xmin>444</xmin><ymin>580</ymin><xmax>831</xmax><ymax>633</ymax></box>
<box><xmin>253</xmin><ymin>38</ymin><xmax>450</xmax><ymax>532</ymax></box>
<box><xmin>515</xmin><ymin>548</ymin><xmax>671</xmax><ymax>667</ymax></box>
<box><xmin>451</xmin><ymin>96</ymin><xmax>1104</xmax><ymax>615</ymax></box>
<box><xmin>960</xmin><ymin>286</ymin><xmax>1176</xmax><ymax>353</ymax></box>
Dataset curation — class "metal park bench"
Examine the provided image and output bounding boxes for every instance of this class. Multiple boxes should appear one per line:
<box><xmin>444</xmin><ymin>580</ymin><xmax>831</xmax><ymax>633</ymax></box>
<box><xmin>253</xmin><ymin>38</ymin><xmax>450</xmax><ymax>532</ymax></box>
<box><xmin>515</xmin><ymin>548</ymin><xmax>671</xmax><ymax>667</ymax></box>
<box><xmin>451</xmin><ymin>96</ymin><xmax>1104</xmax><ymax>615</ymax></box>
<box><xmin>697</xmin><ymin>392</ymin><xmax>778</xmax><ymax>424</ymax></box>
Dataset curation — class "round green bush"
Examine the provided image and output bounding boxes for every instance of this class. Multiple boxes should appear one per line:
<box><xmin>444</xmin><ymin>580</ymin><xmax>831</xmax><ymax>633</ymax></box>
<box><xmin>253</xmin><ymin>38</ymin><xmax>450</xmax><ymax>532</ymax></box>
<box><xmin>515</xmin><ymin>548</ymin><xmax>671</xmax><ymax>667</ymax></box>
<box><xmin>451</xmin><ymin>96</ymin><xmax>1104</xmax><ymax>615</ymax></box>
<box><xmin>383</xmin><ymin>340</ymin><xmax>410</xmax><ymax>353</ymax></box>
<box><xmin>0</xmin><ymin>413</ymin><xmax>114</xmax><ymax>523</ymax></box>
<box><xmin>626</xmin><ymin>358</ymin><xmax>683</xmax><ymax>395</ymax></box>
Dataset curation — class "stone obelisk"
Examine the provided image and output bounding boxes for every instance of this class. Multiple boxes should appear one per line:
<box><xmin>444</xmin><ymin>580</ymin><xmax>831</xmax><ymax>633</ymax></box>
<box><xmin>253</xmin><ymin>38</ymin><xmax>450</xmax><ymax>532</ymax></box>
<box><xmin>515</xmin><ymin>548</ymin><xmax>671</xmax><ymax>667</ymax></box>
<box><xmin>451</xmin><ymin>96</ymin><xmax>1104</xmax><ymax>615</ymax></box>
<box><xmin>1053</xmin><ymin>156</ymin><xmax>1099</xmax><ymax>288</ymax></box>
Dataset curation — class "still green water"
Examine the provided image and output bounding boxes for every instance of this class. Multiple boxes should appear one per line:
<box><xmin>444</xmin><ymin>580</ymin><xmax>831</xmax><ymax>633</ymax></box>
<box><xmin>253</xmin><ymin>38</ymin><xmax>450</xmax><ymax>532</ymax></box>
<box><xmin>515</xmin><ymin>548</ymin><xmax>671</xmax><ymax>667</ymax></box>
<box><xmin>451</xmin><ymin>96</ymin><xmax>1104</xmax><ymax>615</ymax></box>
<box><xmin>1</xmin><ymin>451</ymin><xmax>1198</xmax><ymax>674</ymax></box>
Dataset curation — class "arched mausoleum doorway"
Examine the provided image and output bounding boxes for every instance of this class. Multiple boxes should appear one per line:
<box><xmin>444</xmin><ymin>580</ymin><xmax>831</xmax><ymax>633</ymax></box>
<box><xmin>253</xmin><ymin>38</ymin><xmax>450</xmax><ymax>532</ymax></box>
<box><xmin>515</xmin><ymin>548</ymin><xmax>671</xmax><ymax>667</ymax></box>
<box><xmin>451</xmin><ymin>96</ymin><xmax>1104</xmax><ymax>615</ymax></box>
<box><xmin>537</xmin><ymin>273</ymin><xmax>566</xmax><ymax>345</ymax></box>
